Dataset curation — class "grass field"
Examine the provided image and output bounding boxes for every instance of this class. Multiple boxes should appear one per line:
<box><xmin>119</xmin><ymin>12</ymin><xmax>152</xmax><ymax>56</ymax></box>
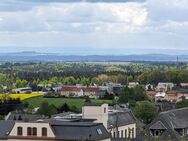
<box><xmin>24</xmin><ymin>96</ymin><xmax>112</xmax><ymax>110</ymax></box>
<box><xmin>0</xmin><ymin>94</ymin><xmax>43</xmax><ymax>101</ymax></box>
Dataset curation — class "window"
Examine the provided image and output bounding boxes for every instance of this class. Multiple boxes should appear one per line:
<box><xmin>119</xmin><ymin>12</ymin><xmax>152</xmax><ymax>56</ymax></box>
<box><xmin>33</xmin><ymin>127</ymin><xmax>37</xmax><ymax>136</ymax></box>
<box><xmin>17</xmin><ymin>127</ymin><xmax>23</xmax><ymax>136</ymax></box>
<box><xmin>42</xmin><ymin>127</ymin><xmax>47</xmax><ymax>137</ymax></box>
<box><xmin>113</xmin><ymin>131</ymin><xmax>116</xmax><ymax>138</ymax></box>
<box><xmin>125</xmin><ymin>129</ymin><xmax>127</xmax><ymax>138</ymax></box>
<box><xmin>27</xmin><ymin>127</ymin><xmax>32</xmax><ymax>136</ymax></box>
<box><xmin>154</xmin><ymin>130</ymin><xmax>160</xmax><ymax>136</ymax></box>
<box><xmin>132</xmin><ymin>128</ymin><xmax>134</xmax><ymax>138</ymax></box>
<box><xmin>104</xmin><ymin>108</ymin><xmax>106</xmax><ymax>113</ymax></box>
<box><xmin>128</xmin><ymin>128</ymin><xmax>131</xmax><ymax>138</ymax></box>
<box><xmin>121</xmin><ymin>130</ymin><xmax>123</xmax><ymax>138</ymax></box>
<box><xmin>97</xmin><ymin>129</ymin><xmax>102</xmax><ymax>135</ymax></box>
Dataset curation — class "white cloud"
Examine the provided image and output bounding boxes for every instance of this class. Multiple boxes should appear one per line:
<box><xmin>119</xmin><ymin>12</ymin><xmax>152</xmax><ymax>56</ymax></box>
<box><xmin>146</xmin><ymin>0</ymin><xmax>188</xmax><ymax>22</ymax></box>
<box><xmin>0</xmin><ymin>0</ymin><xmax>188</xmax><ymax>54</ymax></box>
<box><xmin>0</xmin><ymin>2</ymin><xmax>148</xmax><ymax>33</ymax></box>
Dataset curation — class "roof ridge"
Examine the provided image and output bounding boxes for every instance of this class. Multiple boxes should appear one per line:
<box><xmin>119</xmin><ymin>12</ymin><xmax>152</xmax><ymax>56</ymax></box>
<box><xmin>160</xmin><ymin>107</ymin><xmax>188</xmax><ymax>115</ymax></box>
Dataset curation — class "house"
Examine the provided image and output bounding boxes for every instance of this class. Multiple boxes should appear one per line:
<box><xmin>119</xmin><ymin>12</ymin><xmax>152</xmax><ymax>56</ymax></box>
<box><xmin>108</xmin><ymin>111</ymin><xmax>136</xmax><ymax>139</ymax></box>
<box><xmin>61</xmin><ymin>86</ymin><xmax>103</xmax><ymax>98</ymax></box>
<box><xmin>180</xmin><ymin>83</ymin><xmax>188</xmax><ymax>88</ymax></box>
<box><xmin>128</xmin><ymin>82</ymin><xmax>139</xmax><ymax>88</ymax></box>
<box><xmin>0</xmin><ymin>119</ymin><xmax>111</xmax><ymax>141</ymax></box>
<box><xmin>83</xmin><ymin>87</ymin><xmax>100</xmax><ymax>98</ymax></box>
<box><xmin>145</xmin><ymin>107</ymin><xmax>188</xmax><ymax>141</ymax></box>
<box><xmin>37</xmin><ymin>84</ymin><xmax>52</xmax><ymax>88</ymax></box>
<box><xmin>106</xmin><ymin>83</ymin><xmax>123</xmax><ymax>95</ymax></box>
<box><xmin>155</xmin><ymin>89</ymin><xmax>188</xmax><ymax>102</ymax></box>
<box><xmin>12</xmin><ymin>87</ymin><xmax>32</xmax><ymax>94</ymax></box>
<box><xmin>82</xmin><ymin>103</ymin><xmax>137</xmax><ymax>139</ymax></box>
<box><xmin>155</xmin><ymin>91</ymin><xmax>166</xmax><ymax>101</ymax></box>
<box><xmin>61</xmin><ymin>86</ymin><xmax>84</xmax><ymax>97</ymax></box>
<box><xmin>156</xmin><ymin>82</ymin><xmax>174</xmax><ymax>92</ymax></box>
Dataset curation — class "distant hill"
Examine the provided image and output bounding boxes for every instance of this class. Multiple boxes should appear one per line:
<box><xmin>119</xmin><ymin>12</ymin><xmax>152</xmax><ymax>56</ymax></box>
<box><xmin>0</xmin><ymin>52</ymin><xmax>188</xmax><ymax>62</ymax></box>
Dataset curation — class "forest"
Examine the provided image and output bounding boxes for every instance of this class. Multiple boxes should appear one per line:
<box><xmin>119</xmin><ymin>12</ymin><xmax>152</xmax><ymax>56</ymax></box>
<box><xmin>0</xmin><ymin>62</ymin><xmax>188</xmax><ymax>91</ymax></box>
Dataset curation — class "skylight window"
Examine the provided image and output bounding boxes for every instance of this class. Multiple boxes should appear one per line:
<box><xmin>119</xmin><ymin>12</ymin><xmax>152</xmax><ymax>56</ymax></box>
<box><xmin>97</xmin><ymin>129</ymin><xmax>103</xmax><ymax>135</ymax></box>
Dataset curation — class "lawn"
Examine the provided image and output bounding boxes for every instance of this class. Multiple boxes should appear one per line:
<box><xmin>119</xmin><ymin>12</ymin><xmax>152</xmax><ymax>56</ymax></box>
<box><xmin>0</xmin><ymin>94</ymin><xmax>43</xmax><ymax>101</ymax></box>
<box><xmin>24</xmin><ymin>96</ymin><xmax>113</xmax><ymax>111</ymax></box>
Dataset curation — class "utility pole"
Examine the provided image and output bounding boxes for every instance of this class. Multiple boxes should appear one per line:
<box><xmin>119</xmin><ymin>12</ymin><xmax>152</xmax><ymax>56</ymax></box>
<box><xmin>9</xmin><ymin>63</ymin><xmax>14</xmax><ymax>88</ymax></box>
<box><xmin>176</xmin><ymin>56</ymin><xmax>179</xmax><ymax>70</ymax></box>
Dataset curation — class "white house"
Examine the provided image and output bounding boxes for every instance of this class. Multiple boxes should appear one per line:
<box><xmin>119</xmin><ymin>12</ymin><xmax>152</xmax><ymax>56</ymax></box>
<box><xmin>0</xmin><ymin>120</ymin><xmax>111</xmax><ymax>141</ymax></box>
<box><xmin>156</xmin><ymin>82</ymin><xmax>174</xmax><ymax>92</ymax></box>
<box><xmin>12</xmin><ymin>87</ymin><xmax>32</xmax><ymax>94</ymax></box>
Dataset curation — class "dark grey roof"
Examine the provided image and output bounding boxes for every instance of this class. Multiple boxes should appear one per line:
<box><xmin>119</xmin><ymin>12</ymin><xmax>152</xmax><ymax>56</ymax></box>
<box><xmin>108</xmin><ymin>111</ymin><xmax>136</xmax><ymax>129</ymax></box>
<box><xmin>145</xmin><ymin>107</ymin><xmax>188</xmax><ymax>141</ymax></box>
<box><xmin>149</xmin><ymin>121</ymin><xmax>167</xmax><ymax>130</ymax></box>
<box><xmin>159</xmin><ymin>107</ymin><xmax>188</xmax><ymax>129</ymax></box>
<box><xmin>175</xmin><ymin>88</ymin><xmax>188</xmax><ymax>93</ymax></box>
<box><xmin>83</xmin><ymin>103</ymin><xmax>106</xmax><ymax>106</ymax></box>
<box><xmin>6</xmin><ymin>112</ymin><xmax>46</xmax><ymax>122</ymax></box>
<box><xmin>0</xmin><ymin>120</ymin><xmax>15</xmax><ymax>139</ymax></box>
<box><xmin>50</xmin><ymin>120</ymin><xmax>111</xmax><ymax>140</ymax></box>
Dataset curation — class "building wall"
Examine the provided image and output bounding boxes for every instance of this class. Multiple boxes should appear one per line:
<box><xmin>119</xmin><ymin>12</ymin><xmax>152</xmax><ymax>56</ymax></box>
<box><xmin>109</xmin><ymin>123</ymin><xmax>136</xmax><ymax>139</ymax></box>
<box><xmin>100</xmin><ymin>138</ymin><xmax>111</xmax><ymax>141</ymax></box>
<box><xmin>82</xmin><ymin>104</ymin><xmax>108</xmax><ymax>128</ymax></box>
<box><xmin>9</xmin><ymin>122</ymin><xmax>55</xmax><ymax>138</ymax></box>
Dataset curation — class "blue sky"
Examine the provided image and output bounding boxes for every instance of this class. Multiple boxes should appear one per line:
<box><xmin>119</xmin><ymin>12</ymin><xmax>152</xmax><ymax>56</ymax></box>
<box><xmin>0</xmin><ymin>0</ymin><xmax>187</xmax><ymax>55</ymax></box>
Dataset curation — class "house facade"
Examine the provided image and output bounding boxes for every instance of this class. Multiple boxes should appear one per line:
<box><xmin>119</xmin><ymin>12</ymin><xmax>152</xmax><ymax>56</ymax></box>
<box><xmin>156</xmin><ymin>82</ymin><xmax>174</xmax><ymax>92</ymax></box>
<box><xmin>61</xmin><ymin>86</ymin><xmax>101</xmax><ymax>98</ymax></box>
<box><xmin>61</xmin><ymin>86</ymin><xmax>84</xmax><ymax>97</ymax></box>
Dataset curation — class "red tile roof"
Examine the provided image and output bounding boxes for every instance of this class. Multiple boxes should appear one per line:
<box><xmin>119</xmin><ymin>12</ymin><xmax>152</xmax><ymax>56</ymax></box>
<box><xmin>62</xmin><ymin>86</ymin><xmax>82</xmax><ymax>92</ymax></box>
<box><xmin>83</xmin><ymin>87</ymin><xmax>100</xmax><ymax>92</ymax></box>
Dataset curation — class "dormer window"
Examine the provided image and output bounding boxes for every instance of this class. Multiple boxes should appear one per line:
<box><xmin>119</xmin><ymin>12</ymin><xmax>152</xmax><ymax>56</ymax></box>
<box><xmin>27</xmin><ymin>127</ymin><xmax>37</xmax><ymax>136</ymax></box>
<box><xmin>42</xmin><ymin>127</ymin><xmax>47</xmax><ymax>137</ymax></box>
<box><xmin>150</xmin><ymin>121</ymin><xmax>167</xmax><ymax>137</ymax></box>
<box><xmin>33</xmin><ymin>127</ymin><xmax>37</xmax><ymax>136</ymax></box>
<box><xmin>17</xmin><ymin>127</ymin><xmax>23</xmax><ymax>136</ymax></box>
<box><xmin>27</xmin><ymin>127</ymin><xmax>32</xmax><ymax>136</ymax></box>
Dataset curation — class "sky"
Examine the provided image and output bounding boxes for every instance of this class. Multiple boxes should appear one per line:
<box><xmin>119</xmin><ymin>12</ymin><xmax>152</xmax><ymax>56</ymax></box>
<box><xmin>0</xmin><ymin>0</ymin><xmax>187</xmax><ymax>55</ymax></box>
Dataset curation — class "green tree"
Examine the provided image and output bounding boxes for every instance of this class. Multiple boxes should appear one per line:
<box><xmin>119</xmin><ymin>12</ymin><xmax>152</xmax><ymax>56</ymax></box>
<box><xmin>80</xmin><ymin>77</ymin><xmax>90</xmax><ymax>86</ymax></box>
<box><xmin>119</xmin><ymin>86</ymin><xmax>148</xmax><ymax>105</ymax></box>
<box><xmin>135</xmin><ymin>101</ymin><xmax>157</xmax><ymax>124</ymax></box>
<box><xmin>37</xmin><ymin>101</ymin><xmax>58</xmax><ymax>117</ymax></box>
<box><xmin>15</xmin><ymin>78</ymin><xmax>28</xmax><ymax>88</ymax></box>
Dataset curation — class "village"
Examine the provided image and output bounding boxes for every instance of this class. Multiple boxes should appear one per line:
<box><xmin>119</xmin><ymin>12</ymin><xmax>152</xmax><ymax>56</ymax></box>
<box><xmin>1</xmin><ymin>80</ymin><xmax>188</xmax><ymax>141</ymax></box>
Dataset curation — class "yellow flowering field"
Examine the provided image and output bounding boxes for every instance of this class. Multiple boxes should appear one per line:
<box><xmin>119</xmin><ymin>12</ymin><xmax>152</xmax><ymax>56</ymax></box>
<box><xmin>0</xmin><ymin>94</ymin><xmax>43</xmax><ymax>101</ymax></box>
